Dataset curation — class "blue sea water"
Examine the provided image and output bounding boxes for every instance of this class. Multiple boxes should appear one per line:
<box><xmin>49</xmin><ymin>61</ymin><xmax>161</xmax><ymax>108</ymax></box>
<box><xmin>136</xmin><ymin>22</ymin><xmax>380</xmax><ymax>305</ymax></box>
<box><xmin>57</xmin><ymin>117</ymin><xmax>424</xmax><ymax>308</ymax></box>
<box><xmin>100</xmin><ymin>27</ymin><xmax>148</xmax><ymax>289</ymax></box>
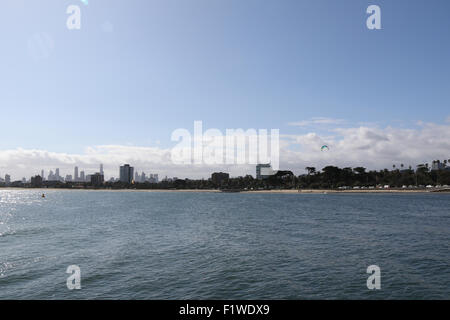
<box><xmin>0</xmin><ymin>189</ymin><xmax>449</xmax><ymax>299</ymax></box>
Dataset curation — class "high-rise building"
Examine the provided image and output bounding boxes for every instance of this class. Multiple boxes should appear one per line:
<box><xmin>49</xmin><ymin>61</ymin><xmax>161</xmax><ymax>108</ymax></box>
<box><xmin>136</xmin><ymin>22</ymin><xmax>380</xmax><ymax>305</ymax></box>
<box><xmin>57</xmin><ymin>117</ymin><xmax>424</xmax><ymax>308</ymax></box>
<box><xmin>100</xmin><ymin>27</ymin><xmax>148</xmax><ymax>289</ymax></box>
<box><xmin>80</xmin><ymin>171</ymin><xmax>85</xmax><ymax>182</ymax></box>
<box><xmin>41</xmin><ymin>170</ymin><xmax>45</xmax><ymax>181</ymax></box>
<box><xmin>5</xmin><ymin>174</ymin><xmax>11</xmax><ymax>185</ymax></box>
<box><xmin>74</xmin><ymin>166</ymin><xmax>79</xmax><ymax>181</ymax></box>
<box><xmin>120</xmin><ymin>164</ymin><xmax>134</xmax><ymax>183</ymax></box>
<box><xmin>90</xmin><ymin>173</ymin><xmax>104</xmax><ymax>186</ymax></box>
<box><xmin>100</xmin><ymin>164</ymin><xmax>104</xmax><ymax>176</ymax></box>
<box><xmin>148</xmin><ymin>173</ymin><xmax>159</xmax><ymax>183</ymax></box>
<box><xmin>31</xmin><ymin>175</ymin><xmax>43</xmax><ymax>187</ymax></box>
<box><xmin>135</xmin><ymin>171</ymin><xmax>140</xmax><ymax>183</ymax></box>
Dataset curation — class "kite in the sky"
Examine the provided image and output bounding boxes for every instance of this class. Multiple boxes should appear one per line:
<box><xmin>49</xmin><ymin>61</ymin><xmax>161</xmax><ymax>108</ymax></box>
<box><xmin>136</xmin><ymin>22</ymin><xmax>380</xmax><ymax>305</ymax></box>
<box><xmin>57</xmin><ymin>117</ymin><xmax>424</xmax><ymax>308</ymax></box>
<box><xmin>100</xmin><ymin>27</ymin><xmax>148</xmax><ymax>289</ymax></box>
<box><xmin>321</xmin><ymin>145</ymin><xmax>329</xmax><ymax>152</ymax></box>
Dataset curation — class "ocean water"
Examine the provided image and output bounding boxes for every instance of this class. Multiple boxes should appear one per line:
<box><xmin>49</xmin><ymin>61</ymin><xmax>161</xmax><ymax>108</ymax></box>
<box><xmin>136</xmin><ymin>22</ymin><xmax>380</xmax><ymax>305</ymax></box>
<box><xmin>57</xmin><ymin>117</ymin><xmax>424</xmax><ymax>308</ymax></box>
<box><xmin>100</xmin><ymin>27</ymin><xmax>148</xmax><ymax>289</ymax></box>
<box><xmin>0</xmin><ymin>189</ymin><xmax>449</xmax><ymax>300</ymax></box>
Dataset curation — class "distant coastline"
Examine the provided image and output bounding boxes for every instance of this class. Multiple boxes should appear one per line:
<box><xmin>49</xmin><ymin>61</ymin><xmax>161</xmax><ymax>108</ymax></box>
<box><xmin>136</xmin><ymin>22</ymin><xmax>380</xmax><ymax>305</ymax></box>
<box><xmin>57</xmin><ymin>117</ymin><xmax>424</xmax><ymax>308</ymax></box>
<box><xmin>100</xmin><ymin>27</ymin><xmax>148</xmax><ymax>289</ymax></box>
<box><xmin>1</xmin><ymin>187</ymin><xmax>449</xmax><ymax>194</ymax></box>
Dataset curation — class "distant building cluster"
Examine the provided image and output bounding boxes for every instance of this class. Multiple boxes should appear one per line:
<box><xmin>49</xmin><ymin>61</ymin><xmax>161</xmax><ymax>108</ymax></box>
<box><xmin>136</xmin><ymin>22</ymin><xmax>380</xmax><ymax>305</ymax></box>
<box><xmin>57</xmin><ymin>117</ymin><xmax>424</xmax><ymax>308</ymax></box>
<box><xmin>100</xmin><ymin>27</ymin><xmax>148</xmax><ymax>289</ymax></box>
<box><xmin>0</xmin><ymin>163</ymin><xmax>161</xmax><ymax>187</ymax></box>
<box><xmin>135</xmin><ymin>172</ymin><xmax>159</xmax><ymax>184</ymax></box>
<box><xmin>0</xmin><ymin>158</ymin><xmax>449</xmax><ymax>189</ymax></box>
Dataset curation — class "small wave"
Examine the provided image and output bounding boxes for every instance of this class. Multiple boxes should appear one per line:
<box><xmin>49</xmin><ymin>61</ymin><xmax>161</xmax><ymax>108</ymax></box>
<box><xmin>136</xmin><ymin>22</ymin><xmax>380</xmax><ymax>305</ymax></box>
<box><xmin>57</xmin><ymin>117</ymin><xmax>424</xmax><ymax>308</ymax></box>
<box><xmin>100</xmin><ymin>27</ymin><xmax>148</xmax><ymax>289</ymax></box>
<box><xmin>0</xmin><ymin>230</ymin><xmax>17</xmax><ymax>238</ymax></box>
<box><xmin>0</xmin><ymin>226</ymin><xmax>50</xmax><ymax>238</ymax></box>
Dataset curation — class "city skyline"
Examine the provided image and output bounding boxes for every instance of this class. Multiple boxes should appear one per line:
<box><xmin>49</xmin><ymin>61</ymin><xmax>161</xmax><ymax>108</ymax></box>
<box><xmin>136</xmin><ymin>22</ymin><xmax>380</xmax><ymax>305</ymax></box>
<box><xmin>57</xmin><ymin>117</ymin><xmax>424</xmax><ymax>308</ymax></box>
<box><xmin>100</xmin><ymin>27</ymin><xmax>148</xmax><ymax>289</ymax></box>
<box><xmin>0</xmin><ymin>163</ymin><xmax>163</xmax><ymax>184</ymax></box>
<box><xmin>1</xmin><ymin>158</ymin><xmax>450</xmax><ymax>184</ymax></box>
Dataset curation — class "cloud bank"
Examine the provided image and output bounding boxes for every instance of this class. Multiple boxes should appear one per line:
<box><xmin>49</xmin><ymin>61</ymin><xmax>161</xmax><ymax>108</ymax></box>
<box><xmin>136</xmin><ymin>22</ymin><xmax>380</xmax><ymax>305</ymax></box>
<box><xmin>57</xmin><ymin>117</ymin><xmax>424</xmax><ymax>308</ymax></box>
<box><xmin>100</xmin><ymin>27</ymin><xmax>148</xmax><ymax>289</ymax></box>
<box><xmin>0</xmin><ymin>122</ymin><xmax>449</xmax><ymax>180</ymax></box>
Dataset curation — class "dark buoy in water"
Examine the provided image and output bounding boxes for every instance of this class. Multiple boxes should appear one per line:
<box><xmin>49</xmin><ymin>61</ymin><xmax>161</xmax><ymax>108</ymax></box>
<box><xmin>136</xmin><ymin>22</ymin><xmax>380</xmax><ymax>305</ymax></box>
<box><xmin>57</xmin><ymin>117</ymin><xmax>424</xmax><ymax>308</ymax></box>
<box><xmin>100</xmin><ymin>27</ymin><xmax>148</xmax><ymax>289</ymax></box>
<box><xmin>42</xmin><ymin>194</ymin><xmax>45</xmax><ymax>198</ymax></box>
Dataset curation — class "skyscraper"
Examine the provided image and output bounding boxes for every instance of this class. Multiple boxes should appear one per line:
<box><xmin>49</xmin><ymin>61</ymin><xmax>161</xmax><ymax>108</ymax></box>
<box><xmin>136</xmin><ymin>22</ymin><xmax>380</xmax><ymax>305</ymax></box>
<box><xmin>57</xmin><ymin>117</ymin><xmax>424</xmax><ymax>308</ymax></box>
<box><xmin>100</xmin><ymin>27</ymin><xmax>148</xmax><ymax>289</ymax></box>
<box><xmin>100</xmin><ymin>164</ymin><xmax>104</xmax><ymax>176</ymax></box>
<box><xmin>90</xmin><ymin>173</ymin><xmax>104</xmax><ymax>186</ymax></box>
<box><xmin>74</xmin><ymin>166</ymin><xmax>79</xmax><ymax>181</ymax></box>
<box><xmin>80</xmin><ymin>171</ymin><xmax>85</xmax><ymax>182</ymax></box>
<box><xmin>120</xmin><ymin>164</ymin><xmax>134</xmax><ymax>183</ymax></box>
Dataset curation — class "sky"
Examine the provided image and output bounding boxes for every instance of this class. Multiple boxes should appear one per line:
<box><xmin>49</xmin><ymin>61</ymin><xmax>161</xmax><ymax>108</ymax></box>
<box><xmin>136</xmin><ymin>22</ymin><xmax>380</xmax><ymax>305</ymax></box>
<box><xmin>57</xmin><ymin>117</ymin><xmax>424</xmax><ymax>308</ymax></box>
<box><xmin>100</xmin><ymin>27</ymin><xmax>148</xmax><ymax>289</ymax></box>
<box><xmin>0</xmin><ymin>0</ymin><xmax>449</xmax><ymax>180</ymax></box>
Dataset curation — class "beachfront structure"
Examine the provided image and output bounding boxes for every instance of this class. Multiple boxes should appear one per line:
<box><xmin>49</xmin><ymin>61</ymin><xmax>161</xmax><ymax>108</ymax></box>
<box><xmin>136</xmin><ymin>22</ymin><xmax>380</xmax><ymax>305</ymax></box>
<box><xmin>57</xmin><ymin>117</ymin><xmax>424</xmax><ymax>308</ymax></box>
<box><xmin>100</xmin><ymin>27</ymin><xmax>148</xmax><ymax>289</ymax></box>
<box><xmin>256</xmin><ymin>163</ymin><xmax>276</xmax><ymax>180</ymax></box>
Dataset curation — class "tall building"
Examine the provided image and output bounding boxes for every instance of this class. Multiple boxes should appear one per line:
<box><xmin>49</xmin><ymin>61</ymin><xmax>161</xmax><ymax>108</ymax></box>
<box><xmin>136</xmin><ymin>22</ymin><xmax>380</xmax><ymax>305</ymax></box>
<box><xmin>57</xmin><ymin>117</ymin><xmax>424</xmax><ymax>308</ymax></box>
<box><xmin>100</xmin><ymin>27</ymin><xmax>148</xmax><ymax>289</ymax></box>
<box><xmin>31</xmin><ymin>175</ymin><xmax>43</xmax><ymax>187</ymax></box>
<box><xmin>148</xmin><ymin>173</ymin><xmax>159</xmax><ymax>183</ymax></box>
<box><xmin>41</xmin><ymin>170</ymin><xmax>45</xmax><ymax>181</ymax></box>
<box><xmin>120</xmin><ymin>164</ymin><xmax>134</xmax><ymax>183</ymax></box>
<box><xmin>74</xmin><ymin>166</ymin><xmax>79</xmax><ymax>181</ymax></box>
<box><xmin>80</xmin><ymin>171</ymin><xmax>85</xmax><ymax>182</ymax></box>
<box><xmin>90</xmin><ymin>173</ymin><xmax>104</xmax><ymax>186</ymax></box>
<box><xmin>100</xmin><ymin>164</ymin><xmax>104</xmax><ymax>176</ymax></box>
<box><xmin>5</xmin><ymin>174</ymin><xmax>11</xmax><ymax>185</ymax></box>
<box><xmin>135</xmin><ymin>171</ymin><xmax>140</xmax><ymax>183</ymax></box>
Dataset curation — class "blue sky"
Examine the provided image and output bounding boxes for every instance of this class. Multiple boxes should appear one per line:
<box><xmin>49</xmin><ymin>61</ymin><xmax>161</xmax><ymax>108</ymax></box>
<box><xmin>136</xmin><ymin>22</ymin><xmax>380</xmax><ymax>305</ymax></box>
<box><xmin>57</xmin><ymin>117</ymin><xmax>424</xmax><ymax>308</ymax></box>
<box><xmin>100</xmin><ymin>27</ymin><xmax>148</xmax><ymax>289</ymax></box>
<box><xmin>0</xmin><ymin>0</ymin><xmax>449</xmax><ymax>178</ymax></box>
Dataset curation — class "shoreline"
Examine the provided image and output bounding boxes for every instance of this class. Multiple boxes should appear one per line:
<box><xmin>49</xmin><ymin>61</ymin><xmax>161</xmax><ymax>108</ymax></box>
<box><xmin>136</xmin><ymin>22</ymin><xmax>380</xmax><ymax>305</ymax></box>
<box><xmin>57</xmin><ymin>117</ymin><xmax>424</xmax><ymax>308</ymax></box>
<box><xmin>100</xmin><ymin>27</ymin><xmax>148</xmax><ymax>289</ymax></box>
<box><xmin>1</xmin><ymin>187</ymin><xmax>449</xmax><ymax>194</ymax></box>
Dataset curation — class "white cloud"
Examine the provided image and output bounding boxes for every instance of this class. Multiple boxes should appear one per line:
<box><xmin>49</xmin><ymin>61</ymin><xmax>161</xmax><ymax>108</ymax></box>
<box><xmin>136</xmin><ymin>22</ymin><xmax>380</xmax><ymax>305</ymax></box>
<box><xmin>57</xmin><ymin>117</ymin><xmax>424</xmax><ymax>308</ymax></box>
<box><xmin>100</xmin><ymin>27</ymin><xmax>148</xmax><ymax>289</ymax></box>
<box><xmin>288</xmin><ymin>117</ymin><xmax>345</xmax><ymax>127</ymax></box>
<box><xmin>282</xmin><ymin>123</ymin><xmax>450</xmax><ymax>173</ymax></box>
<box><xmin>1</xmin><ymin>122</ymin><xmax>449</xmax><ymax>180</ymax></box>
